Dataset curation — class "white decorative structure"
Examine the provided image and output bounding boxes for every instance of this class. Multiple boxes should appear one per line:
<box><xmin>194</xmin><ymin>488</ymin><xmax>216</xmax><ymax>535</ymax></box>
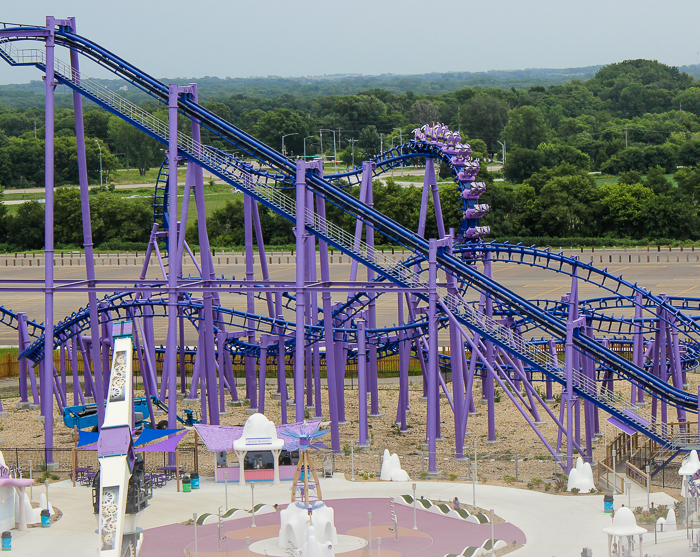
<box><xmin>567</xmin><ymin>457</ymin><xmax>596</xmax><ymax>492</ymax></box>
<box><xmin>300</xmin><ymin>524</ymin><xmax>335</xmax><ymax>557</ymax></box>
<box><xmin>279</xmin><ymin>503</ymin><xmax>337</xmax><ymax>553</ymax></box>
<box><xmin>602</xmin><ymin>506</ymin><xmax>645</xmax><ymax>557</ymax></box>
<box><xmin>679</xmin><ymin>450</ymin><xmax>700</xmax><ymax>498</ymax></box>
<box><xmin>380</xmin><ymin>449</ymin><xmax>410</xmax><ymax>482</ymax></box>
<box><xmin>232</xmin><ymin>413</ymin><xmax>284</xmax><ymax>486</ymax></box>
<box><xmin>0</xmin><ymin>450</ymin><xmax>34</xmax><ymax>532</ymax></box>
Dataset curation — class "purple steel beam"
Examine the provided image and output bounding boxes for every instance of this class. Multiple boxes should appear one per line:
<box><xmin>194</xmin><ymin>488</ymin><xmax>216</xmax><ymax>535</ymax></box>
<box><xmin>365</xmin><ymin>164</ymin><xmax>380</xmax><ymax>417</ymax></box>
<box><xmin>164</xmin><ymin>84</ymin><xmax>181</xmax><ymax>430</ymax></box>
<box><xmin>357</xmin><ymin>318</ymin><xmax>369</xmax><ymax>447</ymax></box>
<box><xmin>258</xmin><ymin>338</ymin><xmax>269</xmax><ymax>414</ymax></box>
<box><xmin>483</xmin><ymin>254</ymin><xmax>496</xmax><ymax>443</ymax></box>
<box><xmin>188</xmin><ymin>84</ymin><xmax>219</xmax><ymax>425</ymax></box>
<box><xmin>294</xmin><ymin>161</ymin><xmax>308</xmax><ymax>423</ymax></box>
<box><xmin>396</xmin><ymin>293</ymin><xmax>409</xmax><ymax>432</ymax></box>
<box><xmin>305</xmin><ymin>188</ymin><xmax>314</xmax><ymax>409</ymax></box>
<box><xmin>317</xmin><ymin>193</ymin><xmax>340</xmax><ymax>450</ymax></box>
<box><xmin>244</xmin><ymin>194</ymin><xmax>256</xmax><ymax>403</ymax></box>
<box><xmin>42</xmin><ymin>16</ymin><xmax>56</xmax><ymax>462</ymax></box>
<box><xmin>276</xmin><ymin>293</ymin><xmax>287</xmax><ymax>424</ymax></box>
<box><xmin>251</xmin><ymin>201</ymin><xmax>275</xmax><ymax>318</ymax></box>
<box><xmin>427</xmin><ymin>239</ymin><xmax>439</xmax><ymax>473</ymax></box>
<box><xmin>17</xmin><ymin>313</ymin><xmax>30</xmax><ymax>403</ymax></box>
<box><xmin>69</xmin><ymin>25</ymin><xmax>104</xmax><ymax>429</ymax></box>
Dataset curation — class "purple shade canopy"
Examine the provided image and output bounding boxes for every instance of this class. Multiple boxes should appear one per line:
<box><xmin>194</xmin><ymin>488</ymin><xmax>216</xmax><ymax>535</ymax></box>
<box><xmin>138</xmin><ymin>430</ymin><xmax>189</xmax><ymax>452</ymax></box>
<box><xmin>134</xmin><ymin>428</ymin><xmax>184</xmax><ymax>447</ymax></box>
<box><xmin>195</xmin><ymin>419</ymin><xmax>322</xmax><ymax>452</ymax></box>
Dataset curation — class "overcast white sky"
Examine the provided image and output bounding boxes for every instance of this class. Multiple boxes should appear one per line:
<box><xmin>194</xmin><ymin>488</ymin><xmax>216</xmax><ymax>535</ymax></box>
<box><xmin>1</xmin><ymin>0</ymin><xmax>699</xmax><ymax>85</ymax></box>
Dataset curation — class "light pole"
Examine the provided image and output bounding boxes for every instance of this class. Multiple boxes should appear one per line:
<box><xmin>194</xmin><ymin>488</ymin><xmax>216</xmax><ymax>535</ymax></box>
<box><xmin>303</xmin><ymin>136</ymin><xmax>314</xmax><ymax>160</ymax></box>
<box><xmin>393</xmin><ymin>128</ymin><xmax>403</xmax><ymax>175</ymax></box>
<box><xmin>496</xmin><ymin>140</ymin><xmax>506</xmax><ymax>166</ymax></box>
<box><xmin>368</xmin><ymin>512</ymin><xmax>372</xmax><ymax>557</ymax></box>
<box><xmin>348</xmin><ymin>139</ymin><xmax>358</xmax><ymax>169</ymax></box>
<box><xmin>320</xmin><ymin>129</ymin><xmax>338</xmax><ymax>173</ymax></box>
<box><xmin>193</xmin><ymin>513</ymin><xmax>199</xmax><ymax>557</ymax></box>
<box><xmin>250</xmin><ymin>483</ymin><xmax>256</xmax><ymax>527</ymax></box>
<box><xmin>94</xmin><ymin>139</ymin><xmax>103</xmax><ymax>186</ymax></box>
<box><xmin>281</xmin><ymin>133</ymin><xmax>298</xmax><ymax>158</ymax></box>
<box><xmin>412</xmin><ymin>483</ymin><xmax>417</xmax><ymax>530</ymax></box>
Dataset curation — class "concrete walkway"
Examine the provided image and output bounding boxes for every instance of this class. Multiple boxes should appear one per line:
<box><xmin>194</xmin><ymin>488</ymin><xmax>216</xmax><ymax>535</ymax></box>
<box><xmin>5</xmin><ymin>473</ymin><xmax>691</xmax><ymax>557</ymax></box>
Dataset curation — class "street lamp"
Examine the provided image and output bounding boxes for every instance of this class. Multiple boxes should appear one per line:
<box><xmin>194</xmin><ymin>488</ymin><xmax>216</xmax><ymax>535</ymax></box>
<box><xmin>320</xmin><ymin>129</ymin><xmax>338</xmax><ymax>173</ymax></box>
<box><xmin>303</xmin><ymin>136</ymin><xmax>314</xmax><ymax>160</ymax></box>
<box><xmin>412</xmin><ymin>483</ymin><xmax>417</xmax><ymax>530</ymax></box>
<box><xmin>281</xmin><ymin>133</ymin><xmax>298</xmax><ymax>158</ymax></box>
<box><xmin>496</xmin><ymin>140</ymin><xmax>506</xmax><ymax>166</ymax></box>
<box><xmin>94</xmin><ymin>139</ymin><xmax>103</xmax><ymax>186</ymax></box>
<box><xmin>347</xmin><ymin>139</ymin><xmax>358</xmax><ymax>169</ymax></box>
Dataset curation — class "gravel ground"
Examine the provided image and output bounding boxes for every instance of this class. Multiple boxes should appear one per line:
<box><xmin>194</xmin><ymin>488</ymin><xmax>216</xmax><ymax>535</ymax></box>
<box><xmin>1</xmin><ymin>371</ymin><xmax>696</xmax><ymax>502</ymax></box>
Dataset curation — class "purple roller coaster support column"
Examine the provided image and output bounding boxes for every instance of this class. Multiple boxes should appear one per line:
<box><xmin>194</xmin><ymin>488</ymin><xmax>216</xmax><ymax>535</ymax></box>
<box><xmin>365</xmin><ymin>167</ymin><xmax>381</xmax><ymax>417</ymax></box>
<box><xmin>305</xmin><ymin>189</ymin><xmax>314</xmax><ymax>409</ymax></box>
<box><xmin>294</xmin><ymin>161</ymin><xmax>308</xmax><ymax>423</ymax></box>
<box><xmin>317</xmin><ymin>195</ymin><xmax>340</xmax><ymax>450</ymax></box>
<box><xmin>357</xmin><ymin>319</ymin><xmax>369</xmax><ymax>447</ymax></box>
<box><xmin>17</xmin><ymin>314</ymin><xmax>29</xmax><ymax>403</ymax></box>
<box><xmin>276</xmin><ymin>293</ymin><xmax>287</xmax><ymax>423</ymax></box>
<box><xmin>650</xmin><ymin>302</ymin><xmax>664</xmax><ymax>426</ymax></box>
<box><xmin>632</xmin><ymin>291</ymin><xmax>644</xmax><ymax>406</ymax></box>
<box><xmin>427</xmin><ymin>159</ymin><xmax>446</xmax><ymax>238</ymax></box>
<box><xmin>445</xmin><ymin>231</ymin><xmax>466</xmax><ymax>458</ymax></box>
<box><xmin>189</xmin><ymin>83</ymin><xmax>219</xmax><ymax>425</ymax></box>
<box><xmin>396</xmin><ymin>294</ymin><xmax>409</xmax><ymax>432</ymax></box>
<box><xmin>43</xmin><ymin>17</ymin><xmax>56</xmax><ymax>462</ymax></box>
<box><xmin>244</xmin><ymin>193</ymin><xmax>256</xmax><ymax>403</ymax></box>
<box><xmin>564</xmin><ymin>270</ymin><xmax>580</xmax><ymax>473</ymax></box>
<box><xmin>179</xmin><ymin>312</ymin><xmax>186</xmax><ymax>394</ymax></box>
<box><xmin>165</xmin><ymin>84</ymin><xmax>181</xmax><ymax>430</ymax></box>
<box><xmin>217</xmin><ymin>334</ymin><xmax>226</xmax><ymax>413</ymax></box>
<box><xmin>251</xmin><ymin>200</ymin><xmax>274</xmax><ymax>317</ymax></box>
<box><xmin>69</xmin><ymin>23</ymin><xmax>104</xmax><ymax>428</ymax></box>
<box><xmin>59</xmin><ymin>345</ymin><xmax>66</xmax><ymax>399</ymax></box>
<box><xmin>427</xmin><ymin>239</ymin><xmax>440</xmax><ymax>474</ymax></box>
<box><xmin>70</xmin><ymin>334</ymin><xmax>83</xmax><ymax>405</ymax></box>
<box><xmin>483</xmin><ymin>254</ymin><xmax>496</xmax><ymax>443</ymax></box>
<box><xmin>258</xmin><ymin>339</ymin><xmax>269</xmax><ymax>415</ymax></box>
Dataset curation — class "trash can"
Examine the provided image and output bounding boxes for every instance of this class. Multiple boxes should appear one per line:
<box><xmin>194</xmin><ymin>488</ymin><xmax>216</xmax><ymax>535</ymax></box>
<box><xmin>1</xmin><ymin>531</ymin><xmax>10</xmax><ymax>551</ymax></box>
<box><xmin>190</xmin><ymin>472</ymin><xmax>199</xmax><ymax>490</ymax></box>
<box><xmin>40</xmin><ymin>509</ymin><xmax>51</xmax><ymax>527</ymax></box>
<box><xmin>182</xmin><ymin>475</ymin><xmax>191</xmax><ymax>493</ymax></box>
<box><xmin>604</xmin><ymin>494</ymin><xmax>614</xmax><ymax>514</ymax></box>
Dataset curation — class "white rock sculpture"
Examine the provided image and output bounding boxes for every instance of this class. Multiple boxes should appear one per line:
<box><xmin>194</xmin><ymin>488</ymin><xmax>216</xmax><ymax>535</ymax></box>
<box><xmin>39</xmin><ymin>492</ymin><xmax>55</xmax><ymax>515</ymax></box>
<box><xmin>664</xmin><ymin>509</ymin><xmax>676</xmax><ymax>531</ymax></box>
<box><xmin>300</xmin><ymin>524</ymin><xmax>334</xmax><ymax>557</ymax></box>
<box><xmin>380</xmin><ymin>449</ymin><xmax>410</xmax><ymax>482</ymax></box>
<box><xmin>279</xmin><ymin>502</ymin><xmax>337</xmax><ymax>551</ymax></box>
<box><xmin>567</xmin><ymin>457</ymin><xmax>596</xmax><ymax>492</ymax></box>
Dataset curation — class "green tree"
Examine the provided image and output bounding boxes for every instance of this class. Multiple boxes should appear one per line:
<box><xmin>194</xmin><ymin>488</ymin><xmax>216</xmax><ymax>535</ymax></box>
<box><xmin>503</xmin><ymin>148</ymin><xmax>545</xmax><ymax>183</ymax></box>
<box><xmin>461</xmin><ymin>95</ymin><xmax>509</xmax><ymax>151</ymax></box>
<box><xmin>107</xmin><ymin>116</ymin><xmax>162</xmax><ymax>176</ymax></box>
<box><xmin>597</xmin><ymin>182</ymin><xmax>655</xmax><ymax>237</ymax></box>
<box><xmin>502</xmin><ymin>106</ymin><xmax>548</xmax><ymax>150</ymax></box>
<box><xmin>252</xmin><ymin>108</ymin><xmax>313</xmax><ymax>156</ymax></box>
<box><xmin>7</xmin><ymin>200</ymin><xmax>44</xmax><ymax>249</ymax></box>
<box><xmin>679</xmin><ymin>141</ymin><xmax>700</xmax><ymax>167</ymax></box>
<box><xmin>358</xmin><ymin>125</ymin><xmax>381</xmax><ymax>157</ymax></box>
